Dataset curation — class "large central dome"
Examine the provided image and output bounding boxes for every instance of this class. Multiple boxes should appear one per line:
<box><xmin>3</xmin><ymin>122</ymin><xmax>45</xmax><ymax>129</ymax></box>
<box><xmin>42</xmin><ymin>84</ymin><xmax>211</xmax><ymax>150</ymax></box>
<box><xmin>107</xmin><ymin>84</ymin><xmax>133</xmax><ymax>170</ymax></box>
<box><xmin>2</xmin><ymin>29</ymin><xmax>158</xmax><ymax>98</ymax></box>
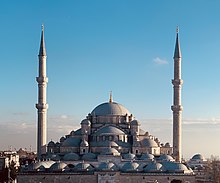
<box><xmin>91</xmin><ymin>102</ymin><xmax>131</xmax><ymax>116</ymax></box>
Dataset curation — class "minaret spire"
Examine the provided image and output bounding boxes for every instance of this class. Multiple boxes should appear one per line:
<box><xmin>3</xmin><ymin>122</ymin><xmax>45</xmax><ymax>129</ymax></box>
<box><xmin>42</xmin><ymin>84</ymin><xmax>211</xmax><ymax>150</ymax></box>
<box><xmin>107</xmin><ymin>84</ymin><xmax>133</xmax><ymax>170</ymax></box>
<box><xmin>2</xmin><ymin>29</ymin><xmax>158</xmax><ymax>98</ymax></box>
<box><xmin>174</xmin><ymin>26</ymin><xmax>181</xmax><ymax>58</ymax></box>
<box><xmin>36</xmin><ymin>25</ymin><xmax>48</xmax><ymax>160</ymax></box>
<box><xmin>171</xmin><ymin>26</ymin><xmax>183</xmax><ymax>162</ymax></box>
<box><xmin>39</xmin><ymin>24</ymin><xmax>46</xmax><ymax>56</ymax></box>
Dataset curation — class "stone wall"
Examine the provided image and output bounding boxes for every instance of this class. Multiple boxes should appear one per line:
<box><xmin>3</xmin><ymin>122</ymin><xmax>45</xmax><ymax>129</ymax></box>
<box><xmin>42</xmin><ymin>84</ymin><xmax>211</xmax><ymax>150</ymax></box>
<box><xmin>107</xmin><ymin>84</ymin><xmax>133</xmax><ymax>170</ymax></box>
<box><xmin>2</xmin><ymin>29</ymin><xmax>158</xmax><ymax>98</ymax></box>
<box><xmin>18</xmin><ymin>172</ymin><xmax>196</xmax><ymax>183</ymax></box>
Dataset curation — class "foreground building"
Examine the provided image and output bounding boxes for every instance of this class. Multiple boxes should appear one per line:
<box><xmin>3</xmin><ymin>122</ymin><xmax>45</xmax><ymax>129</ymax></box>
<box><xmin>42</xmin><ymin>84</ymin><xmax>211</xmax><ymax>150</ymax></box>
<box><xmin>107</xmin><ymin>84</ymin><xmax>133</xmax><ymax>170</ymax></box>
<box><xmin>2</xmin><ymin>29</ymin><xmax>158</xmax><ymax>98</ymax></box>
<box><xmin>17</xmin><ymin>27</ymin><xmax>195</xmax><ymax>183</ymax></box>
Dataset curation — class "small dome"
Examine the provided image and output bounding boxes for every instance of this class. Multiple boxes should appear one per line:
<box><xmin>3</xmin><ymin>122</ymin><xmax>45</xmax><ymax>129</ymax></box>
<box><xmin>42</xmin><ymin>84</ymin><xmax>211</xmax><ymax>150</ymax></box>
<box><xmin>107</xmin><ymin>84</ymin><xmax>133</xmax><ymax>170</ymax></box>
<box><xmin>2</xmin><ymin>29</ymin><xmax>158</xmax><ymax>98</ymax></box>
<box><xmin>60</xmin><ymin>137</ymin><xmax>65</xmax><ymax>143</ymax></box>
<box><xmin>144</xmin><ymin>162</ymin><xmax>163</xmax><ymax>172</ymax></box>
<box><xmin>62</xmin><ymin>137</ymin><xmax>81</xmax><ymax>147</ymax></box>
<box><xmin>130</xmin><ymin>120</ymin><xmax>141</xmax><ymax>126</ymax></box>
<box><xmin>91</xmin><ymin>102</ymin><xmax>131</xmax><ymax>116</ymax></box>
<box><xmin>50</xmin><ymin>162</ymin><xmax>67</xmax><ymax>172</ymax></box>
<box><xmin>74</xmin><ymin>162</ymin><xmax>94</xmax><ymax>172</ymax></box>
<box><xmin>162</xmin><ymin>162</ymin><xmax>192</xmax><ymax>173</ymax></box>
<box><xmin>48</xmin><ymin>140</ymin><xmax>56</xmax><ymax>147</ymax></box>
<box><xmin>121</xmin><ymin>162</ymin><xmax>141</xmax><ymax>172</ymax></box>
<box><xmin>164</xmin><ymin>142</ymin><xmax>171</xmax><ymax>148</ymax></box>
<box><xmin>80</xmin><ymin>139</ymin><xmax>89</xmax><ymax>146</ymax></box>
<box><xmin>27</xmin><ymin>161</ymin><xmax>55</xmax><ymax>171</ymax></box>
<box><xmin>63</xmin><ymin>153</ymin><xmax>80</xmax><ymax>161</ymax></box>
<box><xmin>81</xmin><ymin>119</ymin><xmax>91</xmax><ymax>125</ymax></box>
<box><xmin>140</xmin><ymin>153</ymin><xmax>154</xmax><ymax>160</ymax></box>
<box><xmin>123</xmin><ymin>153</ymin><xmax>136</xmax><ymax>160</ymax></box>
<box><xmin>191</xmin><ymin>154</ymin><xmax>205</xmax><ymax>161</ymax></box>
<box><xmin>141</xmin><ymin>138</ymin><xmax>158</xmax><ymax>147</ymax></box>
<box><xmin>158</xmin><ymin>154</ymin><xmax>174</xmax><ymax>161</ymax></box>
<box><xmin>97</xmin><ymin>162</ymin><xmax>119</xmax><ymax>171</ymax></box>
<box><xmin>82</xmin><ymin>153</ymin><xmax>97</xmax><ymax>160</ymax></box>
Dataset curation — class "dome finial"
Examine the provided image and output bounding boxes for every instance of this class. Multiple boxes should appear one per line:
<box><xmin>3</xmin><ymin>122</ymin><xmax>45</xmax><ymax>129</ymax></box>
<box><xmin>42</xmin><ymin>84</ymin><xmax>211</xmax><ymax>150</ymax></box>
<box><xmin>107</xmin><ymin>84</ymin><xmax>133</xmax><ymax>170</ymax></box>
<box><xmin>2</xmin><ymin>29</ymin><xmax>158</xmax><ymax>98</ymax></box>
<box><xmin>109</xmin><ymin>91</ymin><xmax>113</xmax><ymax>103</ymax></box>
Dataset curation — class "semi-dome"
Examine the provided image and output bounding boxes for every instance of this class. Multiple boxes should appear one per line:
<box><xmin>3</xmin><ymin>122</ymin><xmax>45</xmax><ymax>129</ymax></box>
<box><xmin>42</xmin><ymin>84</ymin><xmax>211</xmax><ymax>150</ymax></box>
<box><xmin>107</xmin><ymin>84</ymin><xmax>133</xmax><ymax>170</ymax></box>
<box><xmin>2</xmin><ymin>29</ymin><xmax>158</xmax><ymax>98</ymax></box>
<box><xmin>91</xmin><ymin>102</ymin><xmax>131</xmax><ymax>116</ymax></box>
<box><xmin>94</xmin><ymin>125</ymin><xmax>125</xmax><ymax>135</ymax></box>
<box><xmin>62</xmin><ymin>137</ymin><xmax>81</xmax><ymax>147</ymax></box>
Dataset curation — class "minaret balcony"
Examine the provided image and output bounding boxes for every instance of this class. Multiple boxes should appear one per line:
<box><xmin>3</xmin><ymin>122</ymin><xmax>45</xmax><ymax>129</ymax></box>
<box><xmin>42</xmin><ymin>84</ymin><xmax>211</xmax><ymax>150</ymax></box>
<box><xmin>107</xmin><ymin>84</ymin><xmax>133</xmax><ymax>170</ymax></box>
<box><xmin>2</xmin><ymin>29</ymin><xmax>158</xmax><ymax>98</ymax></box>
<box><xmin>171</xmin><ymin>105</ymin><xmax>183</xmax><ymax>112</ymax></box>
<box><xmin>36</xmin><ymin>103</ymin><xmax>49</xmax><ymax>110</ymax></box>
<box><xmin>36</xmin><ymin>77</ymin><xmax>48</xmax><ymax>83</ymax></box>
<box><xmin>172</xmin><ymin>79</ymin><xmax>183</xmax><ymax>86</ymax></box>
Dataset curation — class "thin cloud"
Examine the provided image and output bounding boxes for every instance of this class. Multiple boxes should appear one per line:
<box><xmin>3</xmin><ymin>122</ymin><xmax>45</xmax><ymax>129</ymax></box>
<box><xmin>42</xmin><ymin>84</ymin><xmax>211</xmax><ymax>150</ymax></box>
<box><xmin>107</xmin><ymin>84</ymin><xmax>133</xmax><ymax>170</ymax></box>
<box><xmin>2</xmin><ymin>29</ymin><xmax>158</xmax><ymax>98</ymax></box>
<box><xmin>153</xmin><ymin>57</ymin><xmax>168</xmax><ymax>65</ymax></box>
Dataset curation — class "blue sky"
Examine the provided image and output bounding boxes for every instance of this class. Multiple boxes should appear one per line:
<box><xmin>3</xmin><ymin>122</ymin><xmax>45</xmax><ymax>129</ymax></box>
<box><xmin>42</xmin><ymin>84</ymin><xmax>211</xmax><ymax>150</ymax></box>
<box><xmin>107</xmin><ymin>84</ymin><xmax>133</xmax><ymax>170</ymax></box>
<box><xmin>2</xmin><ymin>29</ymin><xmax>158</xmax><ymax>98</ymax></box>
<box><xmin>1</xmin><ymin>0</ymin><xmax>220</xmax><ymax>159</ymax></box>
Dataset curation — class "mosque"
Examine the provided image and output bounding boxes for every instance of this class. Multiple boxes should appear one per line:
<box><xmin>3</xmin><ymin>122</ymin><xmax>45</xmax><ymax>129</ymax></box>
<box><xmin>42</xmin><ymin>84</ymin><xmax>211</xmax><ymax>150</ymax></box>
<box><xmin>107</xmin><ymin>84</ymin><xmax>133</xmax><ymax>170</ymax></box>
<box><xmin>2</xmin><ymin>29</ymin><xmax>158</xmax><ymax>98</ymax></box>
<box><xmin>17</xmin><ymin>27</ymin><xmax>196</xmax><ymax>183</ymax></box>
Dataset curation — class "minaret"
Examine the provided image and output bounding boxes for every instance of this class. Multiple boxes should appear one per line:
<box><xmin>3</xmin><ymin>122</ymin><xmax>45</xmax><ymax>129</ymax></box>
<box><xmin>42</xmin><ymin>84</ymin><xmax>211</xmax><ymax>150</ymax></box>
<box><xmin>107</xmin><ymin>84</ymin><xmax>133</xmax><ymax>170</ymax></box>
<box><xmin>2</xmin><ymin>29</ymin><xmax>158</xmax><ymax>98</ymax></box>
<box><xmin>171</xmin><ymin>27</ymin><xmax>183</xmax><ymax>162</ymax></box>
<box><xmin>36</xmin><ymin>25</ymin><xmax>48</xmax><ymax>160</ymax></box>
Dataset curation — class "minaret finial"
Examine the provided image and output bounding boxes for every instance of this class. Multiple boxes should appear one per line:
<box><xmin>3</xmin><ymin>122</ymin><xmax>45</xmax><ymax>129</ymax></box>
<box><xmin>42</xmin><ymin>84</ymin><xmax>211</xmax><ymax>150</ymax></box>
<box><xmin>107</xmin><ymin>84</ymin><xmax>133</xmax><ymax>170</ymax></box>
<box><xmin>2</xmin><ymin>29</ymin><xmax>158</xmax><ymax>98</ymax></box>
<box><xmin>109</xmin><ymin>91</ymin><xmax>113</xmax><ymax>103</ymax></box>
<box><xmin>176</xmin><ymin>26</ymin><xmax>179</xmax><ymax>33</ymax></box>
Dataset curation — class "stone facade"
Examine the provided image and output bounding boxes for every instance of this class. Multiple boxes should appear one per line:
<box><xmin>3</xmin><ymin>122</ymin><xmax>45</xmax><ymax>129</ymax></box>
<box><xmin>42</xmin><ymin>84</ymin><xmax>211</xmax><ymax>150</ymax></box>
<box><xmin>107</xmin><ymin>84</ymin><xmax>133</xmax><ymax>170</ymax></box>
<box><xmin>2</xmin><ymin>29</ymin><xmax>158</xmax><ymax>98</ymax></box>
<box><xmin>18</xmin><ymin>172</ymin><xmax>195</xmax><ymax>183</ymax></box>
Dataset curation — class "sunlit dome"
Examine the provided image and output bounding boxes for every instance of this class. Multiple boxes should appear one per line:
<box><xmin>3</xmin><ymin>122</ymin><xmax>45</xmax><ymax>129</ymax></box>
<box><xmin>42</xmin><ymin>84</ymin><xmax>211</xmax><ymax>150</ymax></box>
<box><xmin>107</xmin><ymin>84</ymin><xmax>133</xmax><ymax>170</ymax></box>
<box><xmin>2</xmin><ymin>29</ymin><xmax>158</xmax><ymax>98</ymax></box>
<box><xmin>191</xmin><ymin>154</ymin><xmax>206</xmax><ymax>161</ymax></box>
<box><xmin>91</xmin><ymin>102</ymin><xmax>131</xmax><ymax>116</ymax></box>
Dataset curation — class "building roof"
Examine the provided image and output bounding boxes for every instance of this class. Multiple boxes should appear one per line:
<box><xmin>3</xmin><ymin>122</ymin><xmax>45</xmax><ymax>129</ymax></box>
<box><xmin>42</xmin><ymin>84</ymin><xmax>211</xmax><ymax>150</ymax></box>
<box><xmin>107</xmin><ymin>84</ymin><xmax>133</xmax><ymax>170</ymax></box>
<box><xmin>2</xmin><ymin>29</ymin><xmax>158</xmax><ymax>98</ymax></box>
<box><xmin>91</xmin><ymin>102</ymin><xmax>131</xmax><ymax>116</ymax></box>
